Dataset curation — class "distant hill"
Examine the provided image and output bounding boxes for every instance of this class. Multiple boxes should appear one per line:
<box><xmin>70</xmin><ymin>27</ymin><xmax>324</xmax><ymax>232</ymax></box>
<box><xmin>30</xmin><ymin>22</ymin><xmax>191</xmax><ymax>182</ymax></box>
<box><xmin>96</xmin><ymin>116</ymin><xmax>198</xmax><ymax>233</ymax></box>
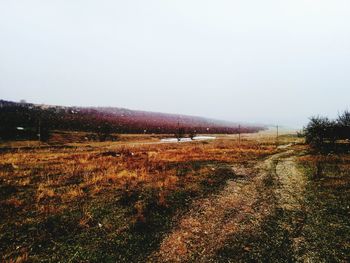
<box><xmin>0</xmin><ymin>99</ymin><xmax>265</xmax><ymax>140</ymax></box>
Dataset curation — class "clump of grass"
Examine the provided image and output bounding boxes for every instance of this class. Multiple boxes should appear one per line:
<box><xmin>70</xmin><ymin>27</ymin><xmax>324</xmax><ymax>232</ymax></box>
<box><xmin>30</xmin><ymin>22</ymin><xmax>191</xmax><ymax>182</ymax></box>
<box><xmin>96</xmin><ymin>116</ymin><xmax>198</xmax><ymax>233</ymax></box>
<box><xmin>36</xmin><ymin>184</ymin><xmax>57</xmax><ymax>203</ymax></box>
<box><xmin>61</xmin><ymin>186</ymin><xmax>85</xmax><ymax>203</ymax></box>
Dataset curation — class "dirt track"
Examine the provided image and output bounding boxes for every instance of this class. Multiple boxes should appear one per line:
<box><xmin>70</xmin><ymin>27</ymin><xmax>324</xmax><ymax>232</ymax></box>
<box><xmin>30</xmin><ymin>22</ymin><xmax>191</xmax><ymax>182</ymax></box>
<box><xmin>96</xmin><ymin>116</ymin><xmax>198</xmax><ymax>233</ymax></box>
<box><xmin>150</xmin><ymin>148</ymin><xmax>312</xmax><ymax>262</ymax></box>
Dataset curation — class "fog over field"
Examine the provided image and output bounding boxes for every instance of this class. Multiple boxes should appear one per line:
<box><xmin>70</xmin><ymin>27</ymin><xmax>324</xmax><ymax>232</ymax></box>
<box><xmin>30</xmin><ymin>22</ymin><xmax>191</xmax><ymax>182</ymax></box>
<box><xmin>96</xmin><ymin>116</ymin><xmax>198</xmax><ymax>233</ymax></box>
<box><xmin>1</xmin><ymin>0</ymin><xmax>350</xmax><ymax>127</ymax></box>
<box><xmin>2</xmin><ymin>2</ymin><xmax>350</xmax><ymax>262</ymax></box>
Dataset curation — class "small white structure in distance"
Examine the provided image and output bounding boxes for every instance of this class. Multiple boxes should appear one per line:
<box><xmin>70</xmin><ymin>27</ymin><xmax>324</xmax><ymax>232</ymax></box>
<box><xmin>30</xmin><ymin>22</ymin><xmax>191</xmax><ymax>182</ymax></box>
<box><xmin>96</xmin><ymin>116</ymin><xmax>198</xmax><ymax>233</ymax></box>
<box><xmin>161</xmin><ymin>136</ymin><xmax>216</xmax><ymax>143</ymax></box>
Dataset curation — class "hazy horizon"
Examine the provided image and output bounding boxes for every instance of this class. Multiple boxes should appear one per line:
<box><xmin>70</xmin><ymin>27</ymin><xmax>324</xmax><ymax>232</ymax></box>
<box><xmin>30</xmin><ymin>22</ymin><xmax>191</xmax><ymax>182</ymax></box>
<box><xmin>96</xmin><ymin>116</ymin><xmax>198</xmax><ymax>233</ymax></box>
<box><xmin>1</xmin><ymin>0</ymin><xmax>350</xmax><ymax>128</ymax></box>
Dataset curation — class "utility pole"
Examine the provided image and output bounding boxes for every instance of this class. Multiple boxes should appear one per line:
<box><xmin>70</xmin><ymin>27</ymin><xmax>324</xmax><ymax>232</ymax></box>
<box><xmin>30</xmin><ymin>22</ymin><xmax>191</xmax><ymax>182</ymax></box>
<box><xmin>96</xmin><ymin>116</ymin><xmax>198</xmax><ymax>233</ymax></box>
<box><xmin>276</xmin><ymin>125</ymin><xmax>279</xmax><ymax>146</ymax></box>
<box><xmin>177</xmin><ymin>117</ymin><xmax>180</xmax><ymax>142</ymax></box>
<box><xmin>238</xmin><ymin>124</ymin><xmax>241</xmax><ymax>145</ymax></box>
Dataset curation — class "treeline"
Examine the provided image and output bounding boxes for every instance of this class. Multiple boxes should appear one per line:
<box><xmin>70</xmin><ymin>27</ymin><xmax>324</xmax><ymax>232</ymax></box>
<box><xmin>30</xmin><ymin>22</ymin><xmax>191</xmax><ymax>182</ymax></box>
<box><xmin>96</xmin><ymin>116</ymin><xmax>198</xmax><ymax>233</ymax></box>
<box><xmin>0</xmin><ymin>100</ymin><xmax>264</xmax><ymax>141</ymax></box>
<box><xmin>304</xmin><ymin>110</ymin><xmax>350</xmax><ymax>151</ymax></box>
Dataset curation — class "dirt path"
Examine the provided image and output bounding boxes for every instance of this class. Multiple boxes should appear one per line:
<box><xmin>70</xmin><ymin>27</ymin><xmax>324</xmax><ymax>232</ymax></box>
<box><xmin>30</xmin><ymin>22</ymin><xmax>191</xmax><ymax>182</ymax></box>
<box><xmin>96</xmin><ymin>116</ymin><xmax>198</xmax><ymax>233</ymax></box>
<box><xmin>150</xmin><ymin>149</ymin><xmax>303</xmax><ymax>262</ymax></box>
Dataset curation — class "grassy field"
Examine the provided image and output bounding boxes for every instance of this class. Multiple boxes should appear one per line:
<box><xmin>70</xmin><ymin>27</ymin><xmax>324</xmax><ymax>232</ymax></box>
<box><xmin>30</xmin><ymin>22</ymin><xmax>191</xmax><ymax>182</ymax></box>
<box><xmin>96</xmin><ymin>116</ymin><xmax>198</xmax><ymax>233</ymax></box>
<box><xmin>297</xmin><ymin>152</ymin><xmax>350</xmax><ymax>261</ymax></box>
<box><xmin>0</xmin><ymin>133</ymin><xmax>277</xmax><ymax>262</ymax></box>
<box><xmin>1</xmin><ymin>132</ymin><xmax>349</xmax><ymax>262</ymax></box>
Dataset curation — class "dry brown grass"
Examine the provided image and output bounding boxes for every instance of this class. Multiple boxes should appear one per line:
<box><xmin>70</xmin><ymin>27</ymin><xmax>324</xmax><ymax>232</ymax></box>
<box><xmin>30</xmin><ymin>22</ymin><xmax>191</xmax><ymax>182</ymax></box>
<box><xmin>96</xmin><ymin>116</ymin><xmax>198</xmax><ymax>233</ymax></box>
<box><xmin>299</xmin><ymin>152</ymin><xmax>350</xmax><ymax>176</ymax></box>
<box><xmin>0</xmin><ymin>135</ymin><xmax>280</xmax><ymax>261</ymax></box>
<box><xmin>0</xmin><ymin>138</ymin><xmax>277</xmax><ymax>215</ymax></box>
<box><xmin>1</xmin><ymin>197</ymin><xmax>23</xmax><ymax>209</ymax></box>
<box><xmin>7</xmin><ymin>251</ymin><xmax>28</xmax><ymax>263</ymax></box>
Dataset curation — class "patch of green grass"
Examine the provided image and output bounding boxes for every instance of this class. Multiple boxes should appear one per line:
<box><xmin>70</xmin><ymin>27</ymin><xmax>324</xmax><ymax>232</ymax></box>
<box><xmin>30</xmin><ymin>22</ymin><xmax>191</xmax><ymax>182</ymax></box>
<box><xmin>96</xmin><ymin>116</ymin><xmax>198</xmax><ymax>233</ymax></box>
<box><xmin>299</xmin><ymin>162</ymin><xmax>350</xmax><ymax>262</ymax></box>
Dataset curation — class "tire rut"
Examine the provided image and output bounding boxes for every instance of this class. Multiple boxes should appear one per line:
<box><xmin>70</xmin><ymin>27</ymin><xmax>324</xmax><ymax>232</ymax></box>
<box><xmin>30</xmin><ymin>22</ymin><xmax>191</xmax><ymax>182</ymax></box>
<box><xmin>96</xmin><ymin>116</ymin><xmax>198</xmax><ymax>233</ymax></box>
<box><xmin>150</xmin><ymin>150</ymin><xmax>293</xmax><ymax>262</ymax></box>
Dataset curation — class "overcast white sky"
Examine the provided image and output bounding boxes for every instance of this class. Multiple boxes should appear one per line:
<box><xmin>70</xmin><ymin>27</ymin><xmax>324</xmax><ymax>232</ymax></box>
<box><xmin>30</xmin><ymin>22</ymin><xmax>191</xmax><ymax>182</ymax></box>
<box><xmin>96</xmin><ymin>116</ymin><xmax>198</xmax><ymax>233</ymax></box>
<box><xmin>1</xmin><ymin>0</ymin><xmax>350</xmax><ymax>128</ymax></box>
